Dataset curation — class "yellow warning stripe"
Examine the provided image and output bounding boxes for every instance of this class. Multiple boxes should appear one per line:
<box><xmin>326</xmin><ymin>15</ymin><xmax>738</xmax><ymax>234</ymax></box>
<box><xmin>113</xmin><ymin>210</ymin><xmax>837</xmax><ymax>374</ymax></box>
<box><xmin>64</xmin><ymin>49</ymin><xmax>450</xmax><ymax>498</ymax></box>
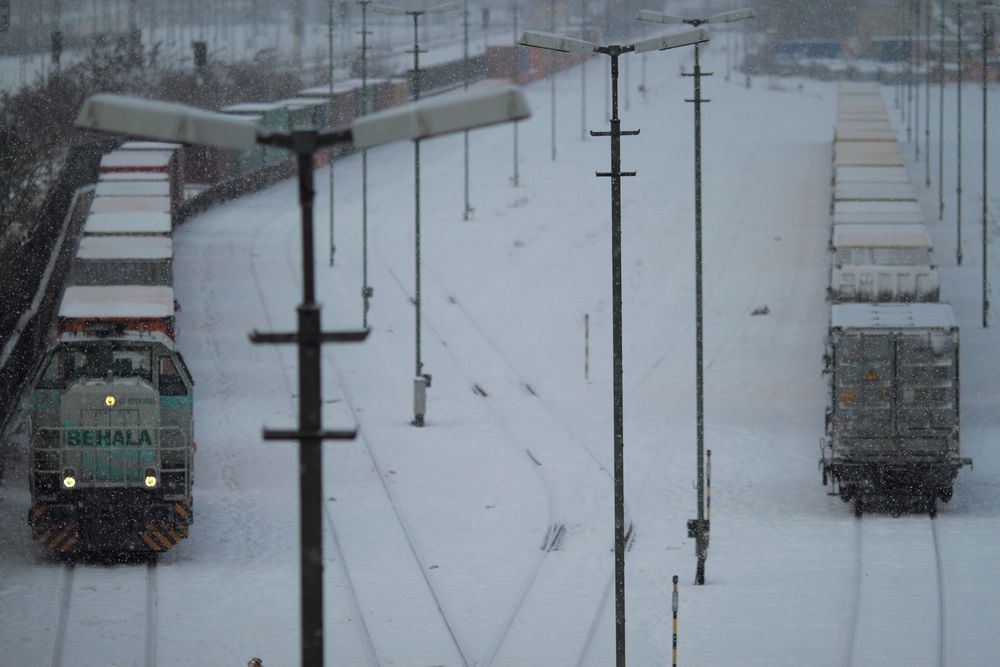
<box><xmin>39</xmin><ymin>525</ymin><xmax>58</xmax><ymax>543</ymax></box>
<box><xmin>143</xmin><ymin>534</ymin><xmax>162</xmax><ymax>552</ymax></box>
<box><xmin>173</xmin><ymin>504</ymin><xmax>189</xmax><ymax>519</ymax></box>
<box><xmin>48</xmin><ymin>524</ymin><xmax>74</xmax><ymax>551</ymax></box>
<box><xmin>31</xmin><ymin>505</ymin><xmax>46</xmax><ymax>521</ymax></box>
<box><xmin>60</xmin><ymin>536</ymin><xmax>78</xmax><ymax>552</ymax></box>
<box><xmin>161</xmin><ymin>522</ymin><xmax>182</xmax><ymax>544</ymax></box>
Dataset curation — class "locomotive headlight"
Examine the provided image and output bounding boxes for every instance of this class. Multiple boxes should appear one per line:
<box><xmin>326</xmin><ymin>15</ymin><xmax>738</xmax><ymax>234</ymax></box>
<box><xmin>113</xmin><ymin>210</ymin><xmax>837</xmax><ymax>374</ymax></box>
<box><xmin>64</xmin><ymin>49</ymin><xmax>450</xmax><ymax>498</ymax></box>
<box><xmin>105</xmin><ymin>395</ymin><xmax>116</xmax><ymax>407</ymax></box>
<box><xmin>144</xmin><ymin>468</ymin><xmax>158</xmax><ymax>488</ymax></box>
<box><xmin>62</xmin><ymin>468</ymin><xmax>76</xmax><ymax>489</ymax></box>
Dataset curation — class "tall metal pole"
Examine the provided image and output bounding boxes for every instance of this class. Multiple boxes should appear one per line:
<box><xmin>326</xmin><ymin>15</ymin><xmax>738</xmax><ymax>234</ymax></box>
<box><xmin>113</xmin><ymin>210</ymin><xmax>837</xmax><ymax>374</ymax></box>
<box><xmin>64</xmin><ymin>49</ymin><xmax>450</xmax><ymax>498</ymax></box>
<box><xmin>359</xmin><ymin>1</ymin><xmax>373</xmax><ymax>326</ymax></box>
<box><xmin>908</xmin><ymin>0</ymin><xmax>914</xmax><ymax>141</ymax></box>
<box><xmin>939</xmin><ymin>0</ymin><xmax>946</xmax><ymax>219</ymax></box>
<box><xmin>296</xmin><ymin>150</ymin><xmax>323</xmax><ymax>667</ymax></box>
<box><xmin>916</xmin><ymin>0</ymin><xmax>922</xmax><ymax>158</ymax></box>
<box><xmin>550</xmin><ymin>0</ymin><xmax>556</xmax><ymax>160</ymax></box>
<box><xmin>925</xmin><ymin>0</ymin><xmax>932</xmax><ymax>187</ymax></box>
<box><xmin>581</xmin><ymin>0</ymin><xmax>587</xmax><ymax>141</ymax></box>
<box><xmin>328</xmin><ymin>0</ymin><xmax>336</xmax><ymax>267</ymax></box>
<box><xmin>684</xmin><ymin>42</ymin><xmax>710</xmax><ymax>586</ymax></box>
<box><xmin>463</xmin><ymin>0</ymin><xmax>472</xmax><ymax>218</ymax></box>
<box><xmin>590</xmin><ymin>44</ymin><xmax>638</xmax><ymax>667</ymax></box>
<box><xmin>252</xmin><ymin>129</ymin><xmax>367</xmax><ymax>667</ymax></box>
<box><xmin>413</xmin><ymin>12</ymin><xmax>424</xmax><ymax>387</ymax></box>
<box><xmin>981</xmin><ymin>7</ymin><xmax>990</xmax><ymax>327</ymax></box>
<box><xmin>512</xmin><ymin>0</ymin><xmax>520</xmax><ymax>185</ymax></box>
<box><xmin>958</xmin><ymin>0</ymin><xmax>965</xmax><ymax>264</ymax></box>
<box><xmin>894</xmin><ymin>0</ymin><xmax>903</xmax><ymax>111</ymax></box>
<box><xmin>608</xmin><ymin>49</ymin><xmax>628</xmax><ymax>666</ymax></box>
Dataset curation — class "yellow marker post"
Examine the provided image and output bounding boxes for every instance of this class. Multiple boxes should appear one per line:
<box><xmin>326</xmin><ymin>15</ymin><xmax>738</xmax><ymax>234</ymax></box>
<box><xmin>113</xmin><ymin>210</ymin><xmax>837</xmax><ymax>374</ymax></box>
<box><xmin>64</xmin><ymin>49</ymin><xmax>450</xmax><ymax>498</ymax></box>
<box><xmin>672</xmin><ymin>574</ymin><xmax>679</xmax><ymax>667</ymax></box>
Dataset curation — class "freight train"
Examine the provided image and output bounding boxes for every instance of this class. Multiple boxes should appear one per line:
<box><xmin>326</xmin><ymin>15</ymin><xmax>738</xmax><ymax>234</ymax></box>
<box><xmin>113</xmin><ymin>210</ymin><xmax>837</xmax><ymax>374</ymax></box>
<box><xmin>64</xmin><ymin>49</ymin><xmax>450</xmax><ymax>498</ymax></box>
<box><xmin>28</xmin><ymin>141</ymin><xmax>195</xmax><ymax>556</ymax></box>
<box><xmin>820</xmin><ymin>83</ymin><xmax>970</xmax><ymax>517</ymax></box>
<box><xmin>25</xmin><ymin>45</ymin><xmax>590</xmax><ymax>556</ymax></box>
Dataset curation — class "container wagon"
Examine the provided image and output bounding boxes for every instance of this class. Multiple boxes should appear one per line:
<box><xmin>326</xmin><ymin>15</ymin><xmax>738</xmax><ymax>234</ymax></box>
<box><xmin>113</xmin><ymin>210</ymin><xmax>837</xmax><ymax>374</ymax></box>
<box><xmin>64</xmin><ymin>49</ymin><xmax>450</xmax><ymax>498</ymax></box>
<box><xmin>821</xmin><ymin>303</ymin><xmax>969</xmax><ymax>516</ymax></box>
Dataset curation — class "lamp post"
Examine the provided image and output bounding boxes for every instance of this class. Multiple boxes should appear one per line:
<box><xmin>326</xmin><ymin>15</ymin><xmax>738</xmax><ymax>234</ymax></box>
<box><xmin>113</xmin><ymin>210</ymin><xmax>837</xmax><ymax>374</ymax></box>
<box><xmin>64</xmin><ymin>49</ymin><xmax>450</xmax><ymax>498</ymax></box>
<box><xmin>925</xmin><ymin>0</ymin><xmax>931</xmax><ymax>188</ymax></box>
<box><xmin>958</xmin><ymin>0</ymin><xmax>966</xmax><ymax>265</ymax></box>
<box><xmin>375</xmin><ymin>1</ymin><xmax>460</xmax><ymax>426</ymax></box>
<box><xmin>512</xmin><ymin>0</ymin><xmax>520</xmax><ymax>185</ymax></box>
<box><xmin>328</xmin><ymin>0</ymin><xmax>336</xmax><ymax>267</ymax></box>
<box><xmin>463</xmin><ymin>0</ymin><xmax>474</xmax><ymax>219</ymax></box>
<box><xmin>519</xmin><ymin>26</ymin><xmax>707</xmax><ymax>666</ymax></box>
<box><xmin>978</xmin><ymin>3</ymin><xmax>999</xmax><ymax>327</ymax></box>
<box><xmin>75</xmin><ymin>86</ymin><xmax>529</xmax><ymax>667</ymax></box>
<box><xmin>354</xmin><ymin>0</ymin><xmax>375</xmax><ymax>326</ymax></box>
<box><xmin>638</xmin><ymin>5</ymin><xmax>754</xmax><ymax>589</ymax></box>
<box><xmin>939</xmin><ymin>0</ymin><xmax>946</xmax><ymax>219</ymax></box>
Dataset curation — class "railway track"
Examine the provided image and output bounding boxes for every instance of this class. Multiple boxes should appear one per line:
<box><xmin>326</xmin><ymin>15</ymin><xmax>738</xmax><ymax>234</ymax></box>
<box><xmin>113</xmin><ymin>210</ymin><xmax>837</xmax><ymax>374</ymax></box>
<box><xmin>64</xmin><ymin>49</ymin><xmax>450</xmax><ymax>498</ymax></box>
<box><xmin>844</xmin><ymin>516</ymin><xmax>945</xmax><ymax>667</ymax></box>
<box><xmin>50</xmin><ymin>560</ymin><xmax>158</xmax><ymax>667</ymax></box>
<box><xmin>379</xmin><ymin>242</ymin><xmax>627</xmax><ymax>665</ymax></box>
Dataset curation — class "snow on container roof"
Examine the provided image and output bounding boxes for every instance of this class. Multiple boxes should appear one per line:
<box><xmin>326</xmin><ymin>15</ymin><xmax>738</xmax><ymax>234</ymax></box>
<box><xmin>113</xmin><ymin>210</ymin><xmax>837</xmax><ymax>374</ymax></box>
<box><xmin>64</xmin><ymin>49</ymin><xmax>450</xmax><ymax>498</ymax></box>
<box><xmin>77</xmin><ymin>235</ymin><xmax>173</xmax><ymax>260</ymax></box>
<box><xmin>838</xmin><ymin>82</ymin><xmax>882</xmax><ymax>94</ymax></box>
<box><xmin>120</xmin><ymin>141</ymin><xmax>179</xmax><ymax>151</ymax></box>
<box><xmin>834</xmin><ymin>166</ymin><xmax>911</xmax><ymax>183</ymax></box>
<box><xmin>834</xmin><ymin>182</ymin><xmax>918</xmax><ymax>201</ymax></box>
<box><xmin>84</xmin><ymin>212</ymin><xmax>172</xmax><ymax>235</ymax></box>
<box><xmin>832</xmin><ymin>224</ymin><xmax>932</xmax><ymax>249</ymax></box>
<box><xmin>298</xmin><ymin>81</ymin><xmax>363</xmax><ymax>97</ymax></box>
<box><xmin>834</xmin><ymin>211</ymin><xmax>927</xmax><ymax>225</ymax></box>
<box><xmin>831</xmin><ymin>303</ymin><xmax>956</xmax><ymax>330</ymax></box>
<box><xmin>836</xmin><ymin>129</ymin><xmax>897</xmax><ymax>142</ymax></box>
<box><xmin>100</xmin><ymin>150</ymin><xmax>173</xmax><ymax>171</ymax></box>
<box><xmin>59</xmin><ymin>285</ymin><xmax>175</xmax><ymax>320</ymax></box>
<box><xmin>835</xmin><ymin>200</ymin><xmax>923</xmax><ymax>215</ymax></box>
<box><xmin>221</xmin><ymin>102</ymin><xmax>288</xmax><ymax>113</ymax></box>
<box><xmin>280</xmin><ymin>97</ymin><xmax>328</xmax><ymax>108</ymax></box>
<box><xmin>90</xmin><ymin>196</ymin><xmax>171</xmax><ymax>215</ymax></box>
<box><xmin>99</xmin><ymin>171</ymin><xmax>168</xmax><ymax>182</ymax></box>
<box><xmin>95</xmin><ymin>180</ymin><xmax>171</xmax><ymax>198</ymax></box>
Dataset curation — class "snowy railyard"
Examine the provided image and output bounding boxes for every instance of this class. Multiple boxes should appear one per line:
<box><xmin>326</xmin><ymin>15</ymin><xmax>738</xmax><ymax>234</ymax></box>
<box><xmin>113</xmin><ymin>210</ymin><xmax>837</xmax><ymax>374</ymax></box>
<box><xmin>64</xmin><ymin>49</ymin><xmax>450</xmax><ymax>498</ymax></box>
<box><xmin>4</xmin><ymin>38</ymin><xmax>1000</xmax><ymax>667</ymax></box>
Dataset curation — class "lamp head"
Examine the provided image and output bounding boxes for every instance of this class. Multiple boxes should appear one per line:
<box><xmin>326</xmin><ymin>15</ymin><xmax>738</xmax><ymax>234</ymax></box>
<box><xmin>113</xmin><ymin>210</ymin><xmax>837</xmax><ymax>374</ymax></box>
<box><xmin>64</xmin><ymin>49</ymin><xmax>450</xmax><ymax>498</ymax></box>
<box><xmin>518</xmin><ymin>30</ymin><xmax>597</xmax><ymax>54</ymax></box>
<box><xmin>75</xmin><ymin>94</ymin><xmax>259</xmax><ymax>151</ymax></box>
<box><xmin>633</xmin><ymin>28</ymin><xmax>709</xmax><ymax>53</ymax></box>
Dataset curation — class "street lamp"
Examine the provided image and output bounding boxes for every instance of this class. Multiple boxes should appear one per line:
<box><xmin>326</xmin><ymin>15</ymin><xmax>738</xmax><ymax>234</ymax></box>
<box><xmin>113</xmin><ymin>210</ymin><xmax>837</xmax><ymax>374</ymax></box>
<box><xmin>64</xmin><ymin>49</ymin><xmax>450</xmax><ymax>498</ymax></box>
<box><xmin>353</xmin><ymin>0</ymin><xmax>375</xmax><ymax>327</ymax></box>
<box><xmin>978</xmin><ymin>3</ymin><xmax>999</xmax><ymax>327</ymax></box>
<box><xmin>75</xmin><ymin>86</ymin><xmax>529</xmax><ymax>667</ymax></box>
<box><xmin>519</xmin><ymin>25</ymin><xmax>707</xmax><ymax>667</ymax></box>
<box><xmin>638</xmin><ymin>5</ymin><xmax>754</xmax><ymax>588</ymax></box>
<box><xmin>374</xmin><ymin>1</ymin><xmax>459</xmax><ymax>426</ymax></box>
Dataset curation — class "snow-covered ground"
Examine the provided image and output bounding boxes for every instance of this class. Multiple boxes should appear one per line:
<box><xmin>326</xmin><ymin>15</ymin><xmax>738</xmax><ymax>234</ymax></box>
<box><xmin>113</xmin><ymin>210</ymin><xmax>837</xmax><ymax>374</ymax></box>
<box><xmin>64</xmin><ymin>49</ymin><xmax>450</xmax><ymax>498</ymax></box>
<box><xmin>2</xmin><ymin>38</ymin><xmax>1000</xmax><ymax>666</ymax></box>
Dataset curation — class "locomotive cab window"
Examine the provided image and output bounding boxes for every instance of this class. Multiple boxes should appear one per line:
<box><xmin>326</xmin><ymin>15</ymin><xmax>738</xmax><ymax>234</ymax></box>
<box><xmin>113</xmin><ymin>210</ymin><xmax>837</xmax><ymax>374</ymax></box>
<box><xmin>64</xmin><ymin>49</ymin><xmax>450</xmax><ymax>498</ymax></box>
<box><xmin>37</xmin><ymin>351</ymin><xmax>64</xmax><ymax>388</ymax></box>
<box><xmin>159</xmin><ymin>354</ymin><xmax>189</xmax><ymax>396</ymax></box>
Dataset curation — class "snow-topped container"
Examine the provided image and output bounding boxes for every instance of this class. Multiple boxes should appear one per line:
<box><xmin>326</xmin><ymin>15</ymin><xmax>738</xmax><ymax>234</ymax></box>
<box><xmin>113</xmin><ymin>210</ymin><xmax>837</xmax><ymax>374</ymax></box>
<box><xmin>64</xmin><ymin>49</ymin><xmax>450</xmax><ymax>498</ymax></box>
<box><xmin>89</xmin><ymin>195</ymin><xmax>172</xmax><ymax>216</ymax></box>
<box><xmin>99</xmin><ymin>171</ymin><xmax>169</xmax><ymax>182</ymax></box>
<box><xmin>822</xmin><ymin>302</ymin><xmax>966</xmax><ymax>511</ymax></box>
<box><xmin>833</xmin><ymin>166</ymin><xmax>911</xmax><ymax>184</ymax></box>
<box><xmin>830</xmin><ymin>224</ymin><xmax>938</xmax><ymax>302</ymax></box>
<box><xmin>833</xmin><ymin>200</ymin><xmax>925</xmax><ymax>225</ymax></box>
<box><xmin>834</xmin><ymin>141</ymin><xmax>904</xmax><ymax>167</ymax></box>
<box><xmin>95</xmin><ymin>180</ymin><xmax>171</xmax><ymax>198</ymax></box>
<box><xmin>59</xmin><ymin>285</ymin><xmax>176</xmax><ymax>339</ymax></box>
<box><xmin>83</xmin><ymin>212</ymin><xmax>172</xmax><ymax>237</ymax></box>
<box><xmin>833</xmin><ymin>181</ymin><xmax>918</xmax><ymax>203</ymax></box>
<box><xmin>71</xmin><ymin>236</ymin><xmax>173</xmax><ymax>286</ymax></box>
